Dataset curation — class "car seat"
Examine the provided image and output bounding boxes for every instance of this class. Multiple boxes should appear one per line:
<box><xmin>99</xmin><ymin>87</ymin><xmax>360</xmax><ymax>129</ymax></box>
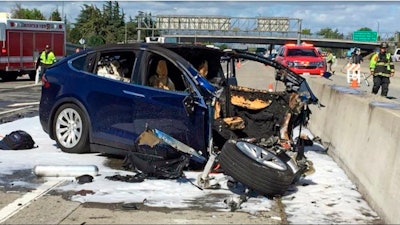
<box><xmin>156</xmin><ymin>60</ymin><xmax>168</xmax><ymax>77</ymax></box>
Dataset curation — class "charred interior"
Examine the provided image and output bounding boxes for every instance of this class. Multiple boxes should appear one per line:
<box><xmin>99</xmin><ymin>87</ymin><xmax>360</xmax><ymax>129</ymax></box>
<box><xmin>212</xmin><ymin>85</ymin><xmax>308</xmax><ymax>150</ymax></box>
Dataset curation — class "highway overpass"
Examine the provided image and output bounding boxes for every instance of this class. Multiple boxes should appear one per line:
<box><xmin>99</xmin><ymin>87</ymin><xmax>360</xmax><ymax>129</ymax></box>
<box><xmin>67</xmin><ymin>15</ymin><xmax>398</xmax><ymax>55</ymax></box>
<box><xmin>162</xmin><ymin>34</ymin><xmax>382</xmax><ymax>51</ymax></box>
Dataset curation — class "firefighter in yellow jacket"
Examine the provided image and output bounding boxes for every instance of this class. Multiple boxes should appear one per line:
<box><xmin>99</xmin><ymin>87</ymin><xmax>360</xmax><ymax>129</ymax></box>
<box><xmin>369</xmin><ymin>42</ymin><xmax>395</xmax><ymax>97</ymax></box>
<box><xmin>36</xmin><ymin>45</ymin><xmax>56</xmax><ymax>80</ymax></box>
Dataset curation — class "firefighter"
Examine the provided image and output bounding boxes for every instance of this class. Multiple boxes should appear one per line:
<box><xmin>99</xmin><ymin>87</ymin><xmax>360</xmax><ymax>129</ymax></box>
<box><xmin>36</xmin><ymin>45</ymin><xmax>56</xmax><ymax>79</ymax></box>
<box><xmin>369</xmin><ymin>42</ymin><xmax>395</xmax><ymax>97</ymax></box>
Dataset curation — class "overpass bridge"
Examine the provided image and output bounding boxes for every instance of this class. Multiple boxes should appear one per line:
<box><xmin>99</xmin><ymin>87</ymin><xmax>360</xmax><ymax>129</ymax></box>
<box><xmin>162</xmin><ymin>34</ymin><xmax>382</xmax><ymax>51</ymax></box>
<box><xmin>137</xmin><ymin>14</ymin><xmax>398</xmax><ymax>52</ymax></box>
<box><xmin>67</xmin><ymin>15</ymin><xmax>398</xmax><ymax>55</ymax></box>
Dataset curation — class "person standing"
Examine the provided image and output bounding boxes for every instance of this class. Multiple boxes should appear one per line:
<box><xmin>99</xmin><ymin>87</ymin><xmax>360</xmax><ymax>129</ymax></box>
<box><xmin>35</xmin><ymin>45</ymin><xmax>57</xmax><ymax>83</ymax></box>
<box><xmin>351</xmin><ymin>48</ymin><xmax>363</xmax><ymax>64</ymax></box>
<box><xmin>325</xmin><ymin>50</ymin><xmax>335</xmax><ymax>74</ymax></box>
<box><xmin>369</xmin><ymin>42</ymin><xmax>395</xmax><ymax>97</ymax></box>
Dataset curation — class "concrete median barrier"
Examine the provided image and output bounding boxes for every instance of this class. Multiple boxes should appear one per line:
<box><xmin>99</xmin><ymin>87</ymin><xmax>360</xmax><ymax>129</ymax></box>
<box><xmin>307</xmin><ymin>77</ymin><xmax>400</xmax><ymax>224</ymax></box>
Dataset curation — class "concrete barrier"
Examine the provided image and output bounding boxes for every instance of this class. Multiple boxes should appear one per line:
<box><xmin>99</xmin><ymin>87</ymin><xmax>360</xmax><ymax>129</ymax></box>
<box><xmin>306</xmin><ymin>77</ymin><xmax>400</xmax><ymax>224</ymax></box>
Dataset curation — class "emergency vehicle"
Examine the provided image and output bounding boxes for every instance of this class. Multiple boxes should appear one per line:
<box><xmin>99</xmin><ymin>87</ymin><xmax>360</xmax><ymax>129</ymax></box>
<box><xmin>0</xmin><ymin>13</ymin><xmax>65</xmax><ymax>81</ymax></box>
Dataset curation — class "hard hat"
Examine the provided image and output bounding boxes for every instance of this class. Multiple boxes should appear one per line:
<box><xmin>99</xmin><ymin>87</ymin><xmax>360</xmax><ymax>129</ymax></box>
<box><xmin>380</xmin><ymin>42</ymin><xmax>388</xmax><ymax>48</ymax></box>
<box><xmin>45</xmin><ymin>45</ymin><xmax>50</xmax><ymax>49</ymax></box>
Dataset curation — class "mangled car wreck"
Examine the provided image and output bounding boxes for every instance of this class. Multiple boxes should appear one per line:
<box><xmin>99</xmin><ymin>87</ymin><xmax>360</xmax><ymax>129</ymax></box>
<box><xmin>39</xmin><ymin>43</ymin><xmax>322</xmax><ymax>197</ymax></box>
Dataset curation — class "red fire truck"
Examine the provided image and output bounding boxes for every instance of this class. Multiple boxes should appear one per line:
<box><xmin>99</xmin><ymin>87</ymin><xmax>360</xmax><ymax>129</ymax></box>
<box><xmin>0</xmin><ymin>15</ymin><xmax>65</xmax><ymax>81</ymax></box>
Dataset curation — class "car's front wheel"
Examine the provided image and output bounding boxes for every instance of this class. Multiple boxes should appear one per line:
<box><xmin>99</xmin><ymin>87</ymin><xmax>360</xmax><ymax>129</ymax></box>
<box><xmin>53</xmin><ymin>103</ymin><xmax>90</xmax><ymax>153</ymax></box>
<box><xmin>219</xmin><ymin>139</ymin><xmax>295</xmax><ymax>197</ymax></box>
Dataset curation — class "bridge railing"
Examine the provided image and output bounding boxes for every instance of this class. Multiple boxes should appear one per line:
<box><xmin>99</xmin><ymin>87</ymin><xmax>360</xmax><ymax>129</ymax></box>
<box><xmin>137</xmin><ymin>15</ymin><xmax>398</xmax><ymax>44</ymax></box>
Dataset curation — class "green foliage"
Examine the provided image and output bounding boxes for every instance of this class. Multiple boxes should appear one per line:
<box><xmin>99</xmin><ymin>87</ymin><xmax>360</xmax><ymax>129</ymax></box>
<box><xmin>301</xmin><ymin>29</ymin><xmax>312</xmax><ymax>35</ymax></box>
<box><xmin>11</xmin><ymin>3</ymin><xmax>45</xmax><ymax>20</ymax></box>
<box><xmin>49</xmin><ymin>9</ymin><xmax>62</xmax><ymax>21</ymax></box>
<box><xmin>316</xmin><ymin>27</ymin><xmax>344</xmax><ymax>39</ymax></box>
<box><xmin>358</xmin><ymin>27</ymin><xmax>372</xmax><ymax>31</ymax></box>
<box><xmin>69</xmin><ymin>2</ymin><xmax>127</xmax><ymax>46</ymax></box>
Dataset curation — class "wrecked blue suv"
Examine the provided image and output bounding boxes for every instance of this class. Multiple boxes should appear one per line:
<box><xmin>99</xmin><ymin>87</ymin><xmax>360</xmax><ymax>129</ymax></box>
<box><xmin>39</xmin><ymin>43</ymin><xmax>320</xmax><ymax>197</ymax></box>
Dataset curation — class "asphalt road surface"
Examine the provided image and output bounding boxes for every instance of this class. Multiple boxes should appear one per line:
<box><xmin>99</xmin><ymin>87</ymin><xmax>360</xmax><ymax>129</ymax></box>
<box><xmin>0</xmin><ymin>73</ymin><xmax>286</xmax><ymax>224</ymax></box>
<box><xmin>0</xmin><ymin>75</ymin><xmax>41</xmax><ymax>123</ymax></box>
<box><xmin>0</xmin><ymin>58</ymin><xmax>393</xmax><ymax>224</ymax></box>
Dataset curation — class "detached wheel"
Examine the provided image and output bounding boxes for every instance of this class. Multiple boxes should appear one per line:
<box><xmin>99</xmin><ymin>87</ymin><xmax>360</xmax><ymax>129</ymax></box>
<box><xmin>219</xmin><ymin>139</ymin><xmax>295</xmax><ymax>197</ymax></box>
<box><xmin>53</xmin><ymin>103</ymin><xmax>90</xmax><ymax>153</ymax></box>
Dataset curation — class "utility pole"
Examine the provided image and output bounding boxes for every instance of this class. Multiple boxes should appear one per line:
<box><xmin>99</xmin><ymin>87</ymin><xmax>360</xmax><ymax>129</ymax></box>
<box><xmin>124</xmin><ymin>22</ymin><xmax>127</xmax><ymax>43</ymax></box>
<box><xmin>137</xmin><ymin>11</ymin><xmax>144</xmax><ymax>42</ymax></box>
<box><xmin>297</xmin><ymin>19</ymin><xmax>302</xmax><ymax>45</ymax></box>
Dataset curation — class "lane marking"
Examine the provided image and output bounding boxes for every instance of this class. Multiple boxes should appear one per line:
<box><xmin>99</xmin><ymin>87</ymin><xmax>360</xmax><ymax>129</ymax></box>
<box><xmin>0</xmin><ymin>179</ymin><xmax>67</xmax><ymax>223</ymax></box>
<box><xmin>0</xmin><ymin>106</ymin><xmax>33</xmax><ymax>115</ymax></box>
<box><xmin>15</xmin><ymin>83</ymin><xmax>41</xmax><ymax>89</ymax></box>
<box><xmin>8</xmin><ymin>102</ymin><xmax>40</xmax><ymax>107</ymax></box>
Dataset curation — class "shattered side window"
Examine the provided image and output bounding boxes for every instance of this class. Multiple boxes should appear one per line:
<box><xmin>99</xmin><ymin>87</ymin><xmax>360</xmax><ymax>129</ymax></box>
<box><xmin>71</xmin><ymin>53</ymin><xmax>96</xmax><ymax>72</ymax></box>
<box><xmin>233</xmin><ymin>57</ymin><xmax>276</xmax><ymax>91</ymax></box>
<box><xmin>95</xmin><ymin>51</ymin><xmax>135</xmax><ymax>83</ymax></box>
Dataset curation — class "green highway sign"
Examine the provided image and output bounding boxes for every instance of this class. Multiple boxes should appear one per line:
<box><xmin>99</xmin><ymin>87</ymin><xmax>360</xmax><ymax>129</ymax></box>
<box><xmin>352</xmin><ymin>30</ymin><xmax>378</xmax><ymax>42</ymax></box>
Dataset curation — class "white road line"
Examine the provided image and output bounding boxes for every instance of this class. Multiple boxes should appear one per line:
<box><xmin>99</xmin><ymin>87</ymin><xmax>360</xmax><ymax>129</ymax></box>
<box><xmin>0</xmin><ymin>179</ymin><xmax>67</xmax><ymax>223</ymax></box>
<box><xmin>0</xmin><ymin>106</ymin><xmax>33</xmax><ymax>115</ymax></box>
<box><xmin>15</xmin><ymin>83</ymin><xmax>41</xmax><ymax>89</ymax></box>
<box><xmin>8</xmin><ymin>102</ymin><xmax>40</xmax><ymax>107</ymax></box>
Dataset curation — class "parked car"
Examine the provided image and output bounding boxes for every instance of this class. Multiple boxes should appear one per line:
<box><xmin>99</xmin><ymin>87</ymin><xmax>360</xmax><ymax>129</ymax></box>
<box><xmin>39</xmin><ymin>43</ymin><xmax>320</xmax><ymax>197</ymax></box>
<box><xmin>275</xmin><ymin>43</ymin><xmax>326</xmax><ymax>78</ymax></box>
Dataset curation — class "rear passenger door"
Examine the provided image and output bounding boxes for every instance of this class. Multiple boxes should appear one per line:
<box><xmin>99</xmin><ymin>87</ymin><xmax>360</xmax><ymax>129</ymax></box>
<box><xmin>86</xmin><ymin>50</ymin><xmax>138</xmax><ymax>151</ymax></box>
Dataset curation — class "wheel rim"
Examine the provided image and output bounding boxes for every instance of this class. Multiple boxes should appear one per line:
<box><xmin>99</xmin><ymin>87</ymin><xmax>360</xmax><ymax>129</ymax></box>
<box><xmin>236</xmin><ymin>141</ymin><xmax>287</xmax><ymax>171</ymax></box>
<box><xmin>55</xmin><ymin>108</ymin><xmax>83</xmax><ymax>148</ymax></box>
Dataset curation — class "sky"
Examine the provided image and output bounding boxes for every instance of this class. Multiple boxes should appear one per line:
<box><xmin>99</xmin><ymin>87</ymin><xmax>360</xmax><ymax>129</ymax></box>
<box><xmin>1</xmin><ymin>0</ymin><xmax>399</xmax><ymax>36</ymax></box>
<box><xmin>0</xmin><ymin>116</ymin><xmax>382</xmax><ymax>223</ymax></box>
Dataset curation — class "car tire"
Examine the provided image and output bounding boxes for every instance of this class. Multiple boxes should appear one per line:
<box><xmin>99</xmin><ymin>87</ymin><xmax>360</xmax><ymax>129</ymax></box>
<box><xmin>219</xmin><ymin>139</ymin><xmax>295</xmax><ymax>197</ymax></box>
<box><xmin>53</xmin><ymin>103</ymin><xmax>90</xmax><ymax>154</ymax></box>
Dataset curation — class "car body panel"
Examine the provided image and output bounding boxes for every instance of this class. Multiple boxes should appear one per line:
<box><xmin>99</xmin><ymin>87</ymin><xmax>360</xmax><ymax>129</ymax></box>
<box><xmin>40</xmin><ymin>44</ymin><xmax>211</xmax><ymax>155</ymax></box>
<box><xmin>39</xmin><ymin>43</ymin><xmax>319</xmax><ymax>158</ymax></box>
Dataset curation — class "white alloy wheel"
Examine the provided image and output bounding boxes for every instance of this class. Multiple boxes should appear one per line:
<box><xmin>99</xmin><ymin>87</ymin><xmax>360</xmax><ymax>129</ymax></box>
<box><xmin>55</xmin><ymin>107</ymin><xmax>83</xmax><ymax>148</ymax></box>
<box><xmin>236</xmin><ymin>141</ymin><xmax>287</xmax><ymax>171</ymax></box>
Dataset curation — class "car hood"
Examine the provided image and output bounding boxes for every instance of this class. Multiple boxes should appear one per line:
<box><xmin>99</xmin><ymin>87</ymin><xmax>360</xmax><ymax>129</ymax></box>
<box><xmin>285</xmin><ymin>56</ymin><xmax>323</xmax><ymax>62</ymax></box>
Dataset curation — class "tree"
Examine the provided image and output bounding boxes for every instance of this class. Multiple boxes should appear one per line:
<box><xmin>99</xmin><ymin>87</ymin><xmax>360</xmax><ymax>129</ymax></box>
<box><xmin>71</xmin><ymin>4</ymin><xmax>105</xmax><ymax>46</ymax></box>
<box><xmin>70</xmin><ymin>1</ymin><xmax>127</xmax><ymax>46</ymax></box>
<box><xmin>11</xmin><ymin>3</ymin><xmax>45</xmax><ymax>20</ymax></box>
<box><xmin>316</xmin><ymin>27</ymin><xmax>344</xmax><ymax>39</ymax></box>
<box><xmin>101</xmin><ymin>1</ymin><xmax>125</xmax><ymax>43</ymax></box>
<box><xmin>301</xmin><ymin>29</ymin><xmax>312</xmax><ymax>36</ymax></box>
<box><xmin>358</xmin><ymin>27</ymin><xmax>372</xmax><ymax>31</ymax></box>
<box><xmin>49</xmin><ymin>9</ymin><xmax>62</xmax><ymax>21</ymax></box>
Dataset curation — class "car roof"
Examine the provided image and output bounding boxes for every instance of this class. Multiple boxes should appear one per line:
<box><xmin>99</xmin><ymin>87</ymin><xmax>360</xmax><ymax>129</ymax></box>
<box><xmin>88</xmin><ymin>43</ymin><xmax>201</xmax><ymax>67</ymax></box>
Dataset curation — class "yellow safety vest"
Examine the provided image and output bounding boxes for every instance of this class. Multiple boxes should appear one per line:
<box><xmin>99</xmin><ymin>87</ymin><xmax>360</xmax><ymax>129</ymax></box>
<box><xmin>40</xmin><ymin>51</ymin><xmax>56</xmax><ymax>65</ymax></box>
<box><xmin>369</xmin><ymin>53</ymin><xmax>394</xmax><ymax>77</ymax></box>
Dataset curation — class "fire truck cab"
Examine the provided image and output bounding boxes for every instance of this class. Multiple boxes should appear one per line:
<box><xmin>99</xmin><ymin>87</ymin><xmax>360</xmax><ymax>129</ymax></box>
<box><xmin>0</xmin><ymin>13</ymin><xmax>65</xmax><ymax>81</ymax></box>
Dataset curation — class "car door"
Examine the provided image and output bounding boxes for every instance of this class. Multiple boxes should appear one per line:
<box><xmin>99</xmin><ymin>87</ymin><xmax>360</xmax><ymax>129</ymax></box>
<box><xmin>128</xmin><ymin>50</ymin><xmax>209</xmax><ymax>153</ymax></box>
<box><xmin>85</xmin><ymin>49</ymin><xmax>138</xmax><ymax>151</ymax></box>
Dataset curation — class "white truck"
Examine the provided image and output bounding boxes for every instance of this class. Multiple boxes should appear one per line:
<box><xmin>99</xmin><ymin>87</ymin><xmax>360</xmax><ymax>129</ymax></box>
<box><xmin>392</xmin><ymin>48</ymin><xmax>400</xmax><ymax>62</ymax></box>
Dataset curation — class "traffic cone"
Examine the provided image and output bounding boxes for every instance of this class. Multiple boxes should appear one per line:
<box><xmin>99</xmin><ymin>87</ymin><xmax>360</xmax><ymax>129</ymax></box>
<box><xmin>350</xmin><ymin>78</ymin><xmax>359</xmax><ymax>88</ymax></box>
<box><xmin>268</xmin><ymin>83</ymin><xmax>274</xmax><ymax>92</ymax></box>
